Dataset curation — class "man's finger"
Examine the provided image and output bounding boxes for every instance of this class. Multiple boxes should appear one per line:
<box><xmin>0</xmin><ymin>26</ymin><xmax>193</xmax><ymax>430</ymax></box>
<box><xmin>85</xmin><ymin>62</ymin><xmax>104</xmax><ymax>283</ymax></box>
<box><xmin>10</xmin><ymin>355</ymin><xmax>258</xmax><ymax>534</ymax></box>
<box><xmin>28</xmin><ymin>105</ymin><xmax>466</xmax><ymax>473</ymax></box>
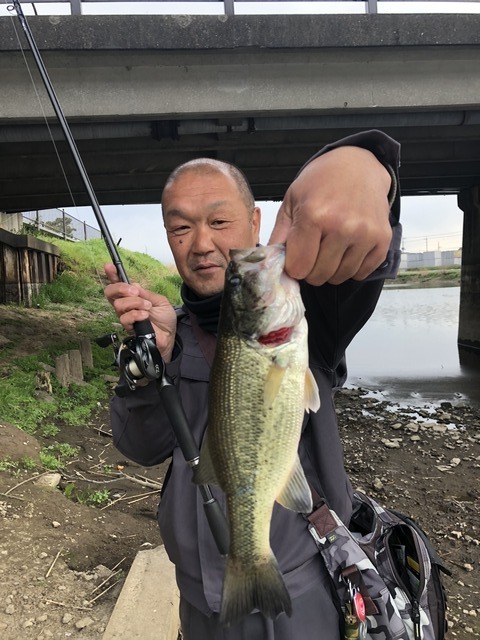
<box><xmin>104</xmin><ymin>263</ymin><xmax>120</xmax><ymax>284</ymax></box>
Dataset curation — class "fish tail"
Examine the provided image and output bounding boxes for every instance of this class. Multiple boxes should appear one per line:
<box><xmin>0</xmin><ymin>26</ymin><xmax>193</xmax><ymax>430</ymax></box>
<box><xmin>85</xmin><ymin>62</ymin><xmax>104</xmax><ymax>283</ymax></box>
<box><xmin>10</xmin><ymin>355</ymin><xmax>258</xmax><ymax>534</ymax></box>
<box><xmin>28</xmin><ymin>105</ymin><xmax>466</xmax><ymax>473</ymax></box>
<box><xmin>219</xmin><ymin>554</ymin><xmax>292</xmax><ymax>627</ymax></box>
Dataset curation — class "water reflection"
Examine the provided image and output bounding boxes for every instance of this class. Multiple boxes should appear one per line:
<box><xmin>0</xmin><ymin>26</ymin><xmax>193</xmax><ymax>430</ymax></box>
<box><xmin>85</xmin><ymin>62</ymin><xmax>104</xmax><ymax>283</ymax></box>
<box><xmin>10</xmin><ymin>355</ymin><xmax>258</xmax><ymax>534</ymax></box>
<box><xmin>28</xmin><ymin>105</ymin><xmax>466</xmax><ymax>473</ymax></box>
<box><xmin>346</xmin><ymin>286</ymin><xmax>480</xmax><ymax>407</ymax></box>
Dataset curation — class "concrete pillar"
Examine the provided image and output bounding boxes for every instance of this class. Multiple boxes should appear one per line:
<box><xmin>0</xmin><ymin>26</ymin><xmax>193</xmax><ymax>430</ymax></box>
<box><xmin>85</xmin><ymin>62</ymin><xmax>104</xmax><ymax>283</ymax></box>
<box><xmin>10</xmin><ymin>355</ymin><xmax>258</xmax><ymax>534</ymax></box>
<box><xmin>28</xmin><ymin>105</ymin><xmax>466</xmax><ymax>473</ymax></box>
<box><xmin>0</xmin><ymin>212</ymin><xmax>23</xmax><ymax>233</ymax></box>
<box><xmin>457</xmin><ymin>186</ymin><xmax>480</xmax><ymax>357</ymax></box>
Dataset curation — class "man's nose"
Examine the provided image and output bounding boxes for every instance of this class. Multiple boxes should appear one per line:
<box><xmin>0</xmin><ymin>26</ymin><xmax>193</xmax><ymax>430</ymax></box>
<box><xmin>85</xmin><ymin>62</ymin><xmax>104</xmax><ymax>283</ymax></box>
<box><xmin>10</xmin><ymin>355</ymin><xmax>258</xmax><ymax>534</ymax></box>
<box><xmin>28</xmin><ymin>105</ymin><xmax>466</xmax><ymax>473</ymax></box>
<box><xmin>191</xmin><ymin>225</ymin><xmax>214</xmax><ymax>253</ymax></box>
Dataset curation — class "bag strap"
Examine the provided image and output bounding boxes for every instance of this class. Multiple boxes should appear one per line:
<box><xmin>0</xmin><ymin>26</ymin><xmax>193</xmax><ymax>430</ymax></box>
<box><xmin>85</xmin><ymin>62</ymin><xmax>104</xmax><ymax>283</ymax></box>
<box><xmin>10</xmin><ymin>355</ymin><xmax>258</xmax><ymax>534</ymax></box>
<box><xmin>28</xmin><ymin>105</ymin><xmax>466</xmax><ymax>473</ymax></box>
<box><xmin>307</xmin><ymin>502</ymin><xmax>379</xmax><ymax>616</ymax></box>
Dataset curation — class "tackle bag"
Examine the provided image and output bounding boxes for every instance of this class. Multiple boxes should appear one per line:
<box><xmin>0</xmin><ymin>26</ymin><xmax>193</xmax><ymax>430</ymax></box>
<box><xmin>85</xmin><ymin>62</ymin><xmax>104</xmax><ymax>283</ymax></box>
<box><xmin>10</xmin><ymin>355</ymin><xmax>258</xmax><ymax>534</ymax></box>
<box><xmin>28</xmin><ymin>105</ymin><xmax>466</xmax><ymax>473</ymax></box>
<box><xmin>307</xmin><ymin>491</ymin><xmax>451</xmax><ymax>640</ymax></box>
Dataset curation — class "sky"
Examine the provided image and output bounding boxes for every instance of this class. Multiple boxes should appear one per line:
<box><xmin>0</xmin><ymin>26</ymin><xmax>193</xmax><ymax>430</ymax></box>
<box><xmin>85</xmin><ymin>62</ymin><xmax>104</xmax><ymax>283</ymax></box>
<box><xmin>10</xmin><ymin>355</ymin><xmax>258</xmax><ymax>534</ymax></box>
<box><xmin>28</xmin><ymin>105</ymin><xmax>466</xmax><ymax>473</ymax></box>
<box><xmin>2</xmin><ymin>1</ymin><xmax>480</xmax><ymax>16</ymax></box>
<box><xmin>67</xmin><ymin>193</ymin><xmax>464</xmax><ymax>266</ymax></box>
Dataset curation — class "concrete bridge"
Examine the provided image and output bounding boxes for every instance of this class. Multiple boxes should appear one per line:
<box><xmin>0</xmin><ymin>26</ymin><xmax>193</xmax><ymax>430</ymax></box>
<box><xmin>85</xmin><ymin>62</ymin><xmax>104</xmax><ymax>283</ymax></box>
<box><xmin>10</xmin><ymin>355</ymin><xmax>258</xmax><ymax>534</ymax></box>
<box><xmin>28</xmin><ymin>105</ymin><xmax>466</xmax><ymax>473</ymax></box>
<box><xmin>0</xmin><ymin>13</ymin><xmax>479</xmax><ymax>351</ymax></box>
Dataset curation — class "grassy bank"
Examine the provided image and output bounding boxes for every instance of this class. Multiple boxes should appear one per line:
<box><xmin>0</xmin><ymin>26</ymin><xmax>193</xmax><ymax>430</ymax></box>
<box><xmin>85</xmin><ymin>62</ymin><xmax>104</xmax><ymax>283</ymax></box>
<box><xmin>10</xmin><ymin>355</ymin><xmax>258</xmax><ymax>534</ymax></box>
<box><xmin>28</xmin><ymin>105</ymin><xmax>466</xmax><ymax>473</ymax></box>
<box><xmin>0</xmin><ymin>238</ymin><xmax>181</xmax><ymax>468</ymax></box>
<box><xmin>393</xmin><ymin>265</ymin><xmax>461</xmax><ymax>287</ymax></box>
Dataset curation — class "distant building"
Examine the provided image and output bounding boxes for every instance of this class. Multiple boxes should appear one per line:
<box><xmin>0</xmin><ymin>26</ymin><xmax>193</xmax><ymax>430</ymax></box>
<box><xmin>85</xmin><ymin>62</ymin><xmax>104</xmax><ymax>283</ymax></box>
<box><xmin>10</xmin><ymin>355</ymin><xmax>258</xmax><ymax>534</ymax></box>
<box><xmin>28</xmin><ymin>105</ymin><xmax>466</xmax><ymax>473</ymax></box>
<box><xmin>400</xmin><ymin>249</ymin><xmax>462</xmax><ymax>270</ymax></box>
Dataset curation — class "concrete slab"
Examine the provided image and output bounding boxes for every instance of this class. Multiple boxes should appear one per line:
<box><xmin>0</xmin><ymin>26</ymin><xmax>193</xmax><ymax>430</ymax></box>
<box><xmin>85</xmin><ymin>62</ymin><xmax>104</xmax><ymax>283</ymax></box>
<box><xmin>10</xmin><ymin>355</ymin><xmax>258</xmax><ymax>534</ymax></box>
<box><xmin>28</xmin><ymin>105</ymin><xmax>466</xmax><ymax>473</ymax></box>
<box><xmin>103</xmin><ymin>545</ymin><xmax>180</xmax><ymax>640</ymax></box>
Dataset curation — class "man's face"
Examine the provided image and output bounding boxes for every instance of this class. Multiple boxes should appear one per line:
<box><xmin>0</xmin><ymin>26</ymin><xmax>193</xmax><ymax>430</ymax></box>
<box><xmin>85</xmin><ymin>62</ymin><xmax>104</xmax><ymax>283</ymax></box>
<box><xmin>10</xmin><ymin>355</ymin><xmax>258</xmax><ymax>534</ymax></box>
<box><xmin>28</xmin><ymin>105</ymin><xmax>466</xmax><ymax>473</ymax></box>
<box><xmin>162</xmin><ymin>170</ymin><xmax>261</xmax><ymax>298</ymax></box>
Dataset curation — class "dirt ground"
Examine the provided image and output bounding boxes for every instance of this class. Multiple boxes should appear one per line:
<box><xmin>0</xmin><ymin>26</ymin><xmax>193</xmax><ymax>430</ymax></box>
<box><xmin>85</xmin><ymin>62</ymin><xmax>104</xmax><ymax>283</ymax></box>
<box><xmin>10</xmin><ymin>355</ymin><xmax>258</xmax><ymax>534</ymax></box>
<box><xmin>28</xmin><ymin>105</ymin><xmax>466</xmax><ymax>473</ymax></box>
<box><xmin>0</xmin><ymin>306</ymin><xmax>479</xmax><ymax>639</ymax></box>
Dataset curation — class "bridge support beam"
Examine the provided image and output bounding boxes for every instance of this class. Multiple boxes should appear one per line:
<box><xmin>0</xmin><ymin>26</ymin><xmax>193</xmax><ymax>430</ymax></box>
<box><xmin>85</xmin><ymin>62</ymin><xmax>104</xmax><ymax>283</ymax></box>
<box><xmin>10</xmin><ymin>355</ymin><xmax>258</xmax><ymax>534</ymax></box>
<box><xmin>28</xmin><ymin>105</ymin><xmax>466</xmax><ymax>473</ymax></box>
<box><xmin>458</xmin><ymin>186</ymin><xmax>480</xmax><ymax>359</ymax></box>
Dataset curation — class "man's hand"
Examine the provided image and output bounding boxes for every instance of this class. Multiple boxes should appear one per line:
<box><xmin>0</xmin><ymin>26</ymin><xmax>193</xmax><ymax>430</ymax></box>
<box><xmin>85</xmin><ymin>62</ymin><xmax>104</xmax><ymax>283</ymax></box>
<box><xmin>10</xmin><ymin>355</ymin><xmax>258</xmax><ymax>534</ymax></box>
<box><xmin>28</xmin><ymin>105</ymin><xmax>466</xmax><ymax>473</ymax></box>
<box><xmin>269</xmin><ymin>146</ymin><xmax>393</xmax><ymax>286</ymax></box>
<box><xmin>104</xmin><ymin>263</ymin><xmax>177</xmax><ymax>363</ymax></box>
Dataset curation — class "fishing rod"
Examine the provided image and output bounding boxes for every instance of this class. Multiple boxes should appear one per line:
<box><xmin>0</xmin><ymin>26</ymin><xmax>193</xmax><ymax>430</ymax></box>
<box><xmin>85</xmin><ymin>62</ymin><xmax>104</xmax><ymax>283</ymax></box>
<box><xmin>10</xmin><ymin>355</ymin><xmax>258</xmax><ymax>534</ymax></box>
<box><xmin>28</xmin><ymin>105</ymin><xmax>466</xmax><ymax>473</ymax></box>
<box><xmin>9</xmin><ymin>0</ymin><xmax>229</xmax><ymax>555</ymax></box>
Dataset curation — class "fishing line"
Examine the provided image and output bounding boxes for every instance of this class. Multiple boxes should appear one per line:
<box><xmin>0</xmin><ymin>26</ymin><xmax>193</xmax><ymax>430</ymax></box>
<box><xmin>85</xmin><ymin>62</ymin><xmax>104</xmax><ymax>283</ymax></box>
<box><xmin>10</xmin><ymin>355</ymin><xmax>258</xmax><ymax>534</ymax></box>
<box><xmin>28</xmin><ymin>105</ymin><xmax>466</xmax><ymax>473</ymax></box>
<box><xmin>6</xmin><ymin>1</ymin><xmax>79</xmax><ymax>215</ymax></box>
<box><xmin>7</xmin><ymin>0</ymin><xmax>115</xmax><ymax>287</ymax></box>
<box><xmin>6</xmin><ymin>1</ymin><xmax>107</xmax><ymax>283</ymax></box>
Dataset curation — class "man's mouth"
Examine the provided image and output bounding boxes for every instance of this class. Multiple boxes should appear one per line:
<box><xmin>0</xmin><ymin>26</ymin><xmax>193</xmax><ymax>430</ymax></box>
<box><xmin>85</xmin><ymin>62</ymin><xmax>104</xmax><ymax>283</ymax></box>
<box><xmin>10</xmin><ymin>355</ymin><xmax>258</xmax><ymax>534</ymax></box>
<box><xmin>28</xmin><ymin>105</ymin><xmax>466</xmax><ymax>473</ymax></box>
<box><xmin>192</xmin><ymin>262</ymin><xmax>223</xmax><ymax>272</ymax></box>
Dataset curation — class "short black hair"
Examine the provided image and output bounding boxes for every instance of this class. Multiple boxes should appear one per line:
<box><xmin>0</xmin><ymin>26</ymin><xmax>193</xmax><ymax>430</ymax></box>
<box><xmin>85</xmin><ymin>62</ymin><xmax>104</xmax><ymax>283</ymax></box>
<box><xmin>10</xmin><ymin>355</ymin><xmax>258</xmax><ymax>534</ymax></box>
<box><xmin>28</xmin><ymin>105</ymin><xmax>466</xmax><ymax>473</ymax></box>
<box><xmin>162</xmin><ymin>158</ymin><xmax>255</xmax><ymax>218</ymax></box>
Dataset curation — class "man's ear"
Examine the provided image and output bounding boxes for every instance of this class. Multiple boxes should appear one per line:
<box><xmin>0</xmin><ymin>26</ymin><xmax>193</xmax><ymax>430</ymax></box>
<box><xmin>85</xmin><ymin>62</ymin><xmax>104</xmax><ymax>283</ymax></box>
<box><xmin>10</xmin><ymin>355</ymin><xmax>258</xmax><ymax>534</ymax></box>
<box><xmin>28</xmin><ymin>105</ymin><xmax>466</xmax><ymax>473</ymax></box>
<box><xmin>252</xmin><ymin>206</ymin><xmax>261</xmax><ymax>244</ymax></box>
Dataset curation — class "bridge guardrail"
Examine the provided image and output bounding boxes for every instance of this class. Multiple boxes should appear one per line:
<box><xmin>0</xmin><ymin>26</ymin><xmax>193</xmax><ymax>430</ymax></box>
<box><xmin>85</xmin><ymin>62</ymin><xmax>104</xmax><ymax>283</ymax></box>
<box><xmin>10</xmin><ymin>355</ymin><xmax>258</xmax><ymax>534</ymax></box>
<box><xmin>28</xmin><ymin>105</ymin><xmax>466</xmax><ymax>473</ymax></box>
<box><xmin>4</xmin><ymin>0</ymin><xmax>480</xmax><ymax>17</ymax></box>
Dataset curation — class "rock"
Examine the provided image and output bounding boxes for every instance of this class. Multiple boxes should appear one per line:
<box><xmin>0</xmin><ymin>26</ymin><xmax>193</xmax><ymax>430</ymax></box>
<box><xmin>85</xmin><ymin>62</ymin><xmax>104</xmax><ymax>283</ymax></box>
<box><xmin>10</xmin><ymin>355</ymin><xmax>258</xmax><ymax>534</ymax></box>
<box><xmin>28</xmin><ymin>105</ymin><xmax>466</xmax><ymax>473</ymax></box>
<box><xmin>34</xmin><ymin>390</ymin><xmax>56</xmax><ymax>402</ymax></box>
<box><xmin>381</xmin><ymin>438</ymin><xmax>401</xmax><ymax>449</ymax></box>
<box><xmin>94</xmin><ymin>565</ymin><xmax>113</xmax><ymax>580</ymax></box>
<box><xmin>35</xmin><ymin>474</ymin><xmax>61</xmax><ymax>489</ymax></box>
<box><xmin>450</xmin><ymin>457</ymin><xmax>461</xmax><ymax>467</ymax></box>
<box><xmin>75</xmin><ymin>616</ymin><xmax>94</xmax><ymax>630</ymax></box>
<box><xmin>62</xmin><ymin>613</ymin><xmax>73</xmax><ymax>624</ymax></box>
<box><xmin>432</xmin><ymin>424</ymin><xmax>448</xmax><ymax>434</ymax></box>
<box><xmin>405</xmin><ymin>422</ymin><xmax>419</xmax><ymax>433</ymax></box>
<box><xmin>373</xmin><ymin>478</ymin><xmax>384</xmax><ymax>490</ymax></box>
<box><xmin>5</xmin><ymin>604</ymin><xmax>15</xmax><ymax>615</ymax></box>
<box><xmin>51</xmin><ymin>521</ymin><xmax>61</xmax><ymax>528</ymax></box>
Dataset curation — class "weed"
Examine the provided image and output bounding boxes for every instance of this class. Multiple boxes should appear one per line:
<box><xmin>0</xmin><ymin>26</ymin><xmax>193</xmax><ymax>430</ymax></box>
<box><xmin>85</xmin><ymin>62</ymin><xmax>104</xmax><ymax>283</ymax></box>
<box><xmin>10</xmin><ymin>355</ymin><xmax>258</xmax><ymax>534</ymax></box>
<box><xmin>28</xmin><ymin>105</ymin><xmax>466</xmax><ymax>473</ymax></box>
<box><xmin>84</xmin><ymin>488</ymin><xmax>110</xmax><ymax>507</ymax></box>
<box><xmin>20</xmin><ymin>456</ymin><xmax>37</xmax><ymax>470</ymax></box>
<box><xmin>63</xmin><ymin>482</ymin><xmax>110</xmax><ymax>507</ymax></box>
<box><xmin>40</xmin><ymin>443</ymin><xmax>79</xmax><ymax>471</ymax></box>
<box><xmin>39</xmin><ymin>423</ymin><xmax>60</xmax><ymax>438</ymax></box>
<box><xmin>0</xmin><ymin>456</ymin><xmax>36</xmax><ymax>474</ymax></box>
<box><xmin>0</xmin><ymin>458</ymin><xmax>17</xmax><ymax>472</ymax></box>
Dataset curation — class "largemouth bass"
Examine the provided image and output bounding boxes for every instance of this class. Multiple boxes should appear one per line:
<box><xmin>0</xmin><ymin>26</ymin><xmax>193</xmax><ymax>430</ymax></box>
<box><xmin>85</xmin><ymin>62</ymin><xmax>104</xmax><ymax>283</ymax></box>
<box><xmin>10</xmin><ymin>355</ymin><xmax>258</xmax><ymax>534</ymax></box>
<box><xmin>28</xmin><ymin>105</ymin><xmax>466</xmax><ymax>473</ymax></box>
<box><xmin>195</xmin><ymin>244</ymin><xmax>320</xmax><ymax>626</ymax></box>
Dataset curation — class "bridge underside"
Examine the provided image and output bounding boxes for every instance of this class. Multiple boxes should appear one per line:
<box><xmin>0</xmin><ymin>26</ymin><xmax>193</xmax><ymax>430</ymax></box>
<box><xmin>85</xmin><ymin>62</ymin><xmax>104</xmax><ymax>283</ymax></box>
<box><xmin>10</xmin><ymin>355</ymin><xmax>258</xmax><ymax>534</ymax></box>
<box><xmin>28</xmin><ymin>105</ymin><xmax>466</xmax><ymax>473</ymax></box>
<box><xmin>1</xmin><ymin>14</ymin><xmax>480</xmax><ymax>210</ymax></box>
<box><xmin>2</xmin><ymin>114</ymin><xmax>480</xmax><ymax>210</ymax></box>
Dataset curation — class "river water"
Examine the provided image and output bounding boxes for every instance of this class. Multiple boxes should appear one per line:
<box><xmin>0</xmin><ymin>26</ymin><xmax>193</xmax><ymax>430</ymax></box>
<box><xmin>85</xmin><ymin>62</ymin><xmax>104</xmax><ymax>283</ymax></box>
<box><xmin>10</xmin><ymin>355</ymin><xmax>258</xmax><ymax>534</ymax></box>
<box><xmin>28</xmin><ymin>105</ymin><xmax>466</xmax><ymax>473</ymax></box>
<box><xmin>345</xmin><ymin>285</ymin><xmax>480</xmax><ymax>408</ymax></box>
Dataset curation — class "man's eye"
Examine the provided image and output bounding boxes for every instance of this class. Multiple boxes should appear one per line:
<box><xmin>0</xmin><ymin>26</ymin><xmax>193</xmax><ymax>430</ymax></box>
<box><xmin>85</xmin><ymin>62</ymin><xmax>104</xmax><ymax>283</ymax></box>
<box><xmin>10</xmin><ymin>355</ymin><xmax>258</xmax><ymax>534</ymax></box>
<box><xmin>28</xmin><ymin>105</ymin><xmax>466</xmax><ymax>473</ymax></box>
<box><xmin>170</xmin><ymin>226</ymin><xmax>190</xmax><ymax>236</ymax></box>
<box><xmin>211</xmin><ymin>219</ymin><xmax>228</xmax><ymax>228</ymax></box>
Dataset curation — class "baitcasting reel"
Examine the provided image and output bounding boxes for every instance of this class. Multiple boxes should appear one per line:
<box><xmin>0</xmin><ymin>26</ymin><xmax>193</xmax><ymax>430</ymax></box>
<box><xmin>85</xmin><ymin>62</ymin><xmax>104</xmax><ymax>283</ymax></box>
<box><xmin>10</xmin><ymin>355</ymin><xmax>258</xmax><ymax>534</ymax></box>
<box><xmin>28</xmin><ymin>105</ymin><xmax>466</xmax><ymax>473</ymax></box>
<box><xmin>95</xmin><ymin>330</ymin><xmax>165</xmax><ymax>396</ymax></box>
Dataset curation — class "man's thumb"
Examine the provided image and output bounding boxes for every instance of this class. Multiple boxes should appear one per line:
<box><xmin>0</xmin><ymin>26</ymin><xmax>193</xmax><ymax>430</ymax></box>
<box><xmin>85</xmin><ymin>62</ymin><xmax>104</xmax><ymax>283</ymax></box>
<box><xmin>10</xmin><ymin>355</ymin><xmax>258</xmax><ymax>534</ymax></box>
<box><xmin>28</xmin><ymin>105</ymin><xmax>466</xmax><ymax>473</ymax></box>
<box><xmin>267</xmin><ymin>204</ymin><xmax>292</xmax><ymax>246</ymax></box>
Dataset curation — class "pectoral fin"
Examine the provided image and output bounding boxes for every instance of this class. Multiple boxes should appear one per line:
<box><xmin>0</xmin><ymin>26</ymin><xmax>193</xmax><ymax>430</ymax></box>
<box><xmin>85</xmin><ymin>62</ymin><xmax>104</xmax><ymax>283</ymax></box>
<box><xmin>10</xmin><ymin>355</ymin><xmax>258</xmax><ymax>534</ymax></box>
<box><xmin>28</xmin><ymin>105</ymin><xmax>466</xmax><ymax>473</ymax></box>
<box><xmin>194</xmin><ymin>434</ymin><xmax>220</xmax><ymax>486</ymax></box>
<box><xmin>264</xmin><ymin>362</ymin><xmax>287</xmax><ymax>409</ymax></box>
<box><xmin>275</xmin><ymin>456</ymin><xmax>313</xmax><ymax>513</ymax></box>
<box><xmin>304</xmin><ymin>368</ymin><xmax>320</xmax><ymax>413</ymax></box>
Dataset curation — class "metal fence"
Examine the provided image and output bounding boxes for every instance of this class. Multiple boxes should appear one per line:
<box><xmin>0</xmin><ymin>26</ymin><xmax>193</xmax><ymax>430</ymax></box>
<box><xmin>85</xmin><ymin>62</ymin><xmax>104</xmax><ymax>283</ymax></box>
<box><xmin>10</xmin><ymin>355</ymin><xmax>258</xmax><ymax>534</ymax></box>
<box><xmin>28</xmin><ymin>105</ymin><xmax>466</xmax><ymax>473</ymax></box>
<box><xmin>22</xmin><ymin>208</ymin><xmax>101</xmax><ymax>241</ymax></box>
<box><xmin>7</xmin><ymin>0</ymin><xmax>480</xmax><ymax>17</ymax></box>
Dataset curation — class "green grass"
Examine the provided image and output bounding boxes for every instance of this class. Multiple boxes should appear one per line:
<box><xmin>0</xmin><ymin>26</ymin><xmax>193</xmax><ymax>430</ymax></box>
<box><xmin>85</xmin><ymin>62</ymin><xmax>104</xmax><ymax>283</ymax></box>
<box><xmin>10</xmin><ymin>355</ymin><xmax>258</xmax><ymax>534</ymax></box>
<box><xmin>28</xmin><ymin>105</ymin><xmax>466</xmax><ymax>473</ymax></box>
<box><xmin>32</xmin><ymin>237</ymin><xmax>182</xmax><ymax>307</ymax></box>
<box><xmin>0</xmin><ymin>360</ymin><xmax>110</xmax><ymax>436</ymax></box>
<box><xmin>396</xmin><ymin>265</ymin><xmax>461</xmax><ymax>285</ymax></box>
<box><xmin>39</xmin><ymin>443</ymin><xmax>79</xmax><ymax>470</ymax></box>
<box><xmin>0</xmin><ymin>237</ymin><xmax>181</xmax><ymax>445</ymax></box>
<box><xmin>63</xmin><ymin>482</ymin><xmax>110</xmax><ymax>507</ymax></box>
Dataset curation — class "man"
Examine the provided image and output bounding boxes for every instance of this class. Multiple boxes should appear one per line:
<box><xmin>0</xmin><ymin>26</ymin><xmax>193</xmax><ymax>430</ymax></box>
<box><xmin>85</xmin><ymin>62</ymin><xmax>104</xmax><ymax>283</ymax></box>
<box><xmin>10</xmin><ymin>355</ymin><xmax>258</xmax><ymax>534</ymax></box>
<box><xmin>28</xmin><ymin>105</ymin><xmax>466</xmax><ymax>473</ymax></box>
<box><xmin>105</xmin><ymin>130</ymin><xmax>401</xmax><ymax>639</ymax></box>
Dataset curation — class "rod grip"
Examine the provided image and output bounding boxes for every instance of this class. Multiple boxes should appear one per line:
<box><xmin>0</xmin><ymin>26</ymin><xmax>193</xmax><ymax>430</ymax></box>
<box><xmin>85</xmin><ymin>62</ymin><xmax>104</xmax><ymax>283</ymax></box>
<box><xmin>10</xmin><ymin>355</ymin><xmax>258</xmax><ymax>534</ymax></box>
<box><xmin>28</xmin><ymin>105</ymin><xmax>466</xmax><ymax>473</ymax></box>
<box><xmin>159</xmin><ymin>382</ymin><xmax>200</xmax><ymax>462</ymax></box>
<box><xmin>203</xmin><ymin>501</ymin><xmax>230</xmax><ymax>556</ymax></box>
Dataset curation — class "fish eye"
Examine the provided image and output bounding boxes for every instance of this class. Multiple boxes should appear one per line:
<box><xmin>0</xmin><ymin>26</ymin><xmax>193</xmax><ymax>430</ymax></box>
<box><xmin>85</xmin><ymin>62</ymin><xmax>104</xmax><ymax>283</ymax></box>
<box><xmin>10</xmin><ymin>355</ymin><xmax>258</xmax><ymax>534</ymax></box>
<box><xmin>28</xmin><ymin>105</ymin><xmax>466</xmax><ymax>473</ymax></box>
<box><xmin>228</xmin><ymin>274</ymin><xmax>242</xmax><ymax>287</ymax></box>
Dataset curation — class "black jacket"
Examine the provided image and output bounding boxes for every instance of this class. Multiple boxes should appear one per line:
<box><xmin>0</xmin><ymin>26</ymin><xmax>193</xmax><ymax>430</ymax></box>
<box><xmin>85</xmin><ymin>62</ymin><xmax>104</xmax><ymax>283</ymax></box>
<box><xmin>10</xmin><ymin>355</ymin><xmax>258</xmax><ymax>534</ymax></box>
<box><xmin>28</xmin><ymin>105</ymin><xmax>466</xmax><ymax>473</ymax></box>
<box><xmin>110</xmin><ymin>129</ymin><xmax>401</xmax><ymax>615</ymax></box>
